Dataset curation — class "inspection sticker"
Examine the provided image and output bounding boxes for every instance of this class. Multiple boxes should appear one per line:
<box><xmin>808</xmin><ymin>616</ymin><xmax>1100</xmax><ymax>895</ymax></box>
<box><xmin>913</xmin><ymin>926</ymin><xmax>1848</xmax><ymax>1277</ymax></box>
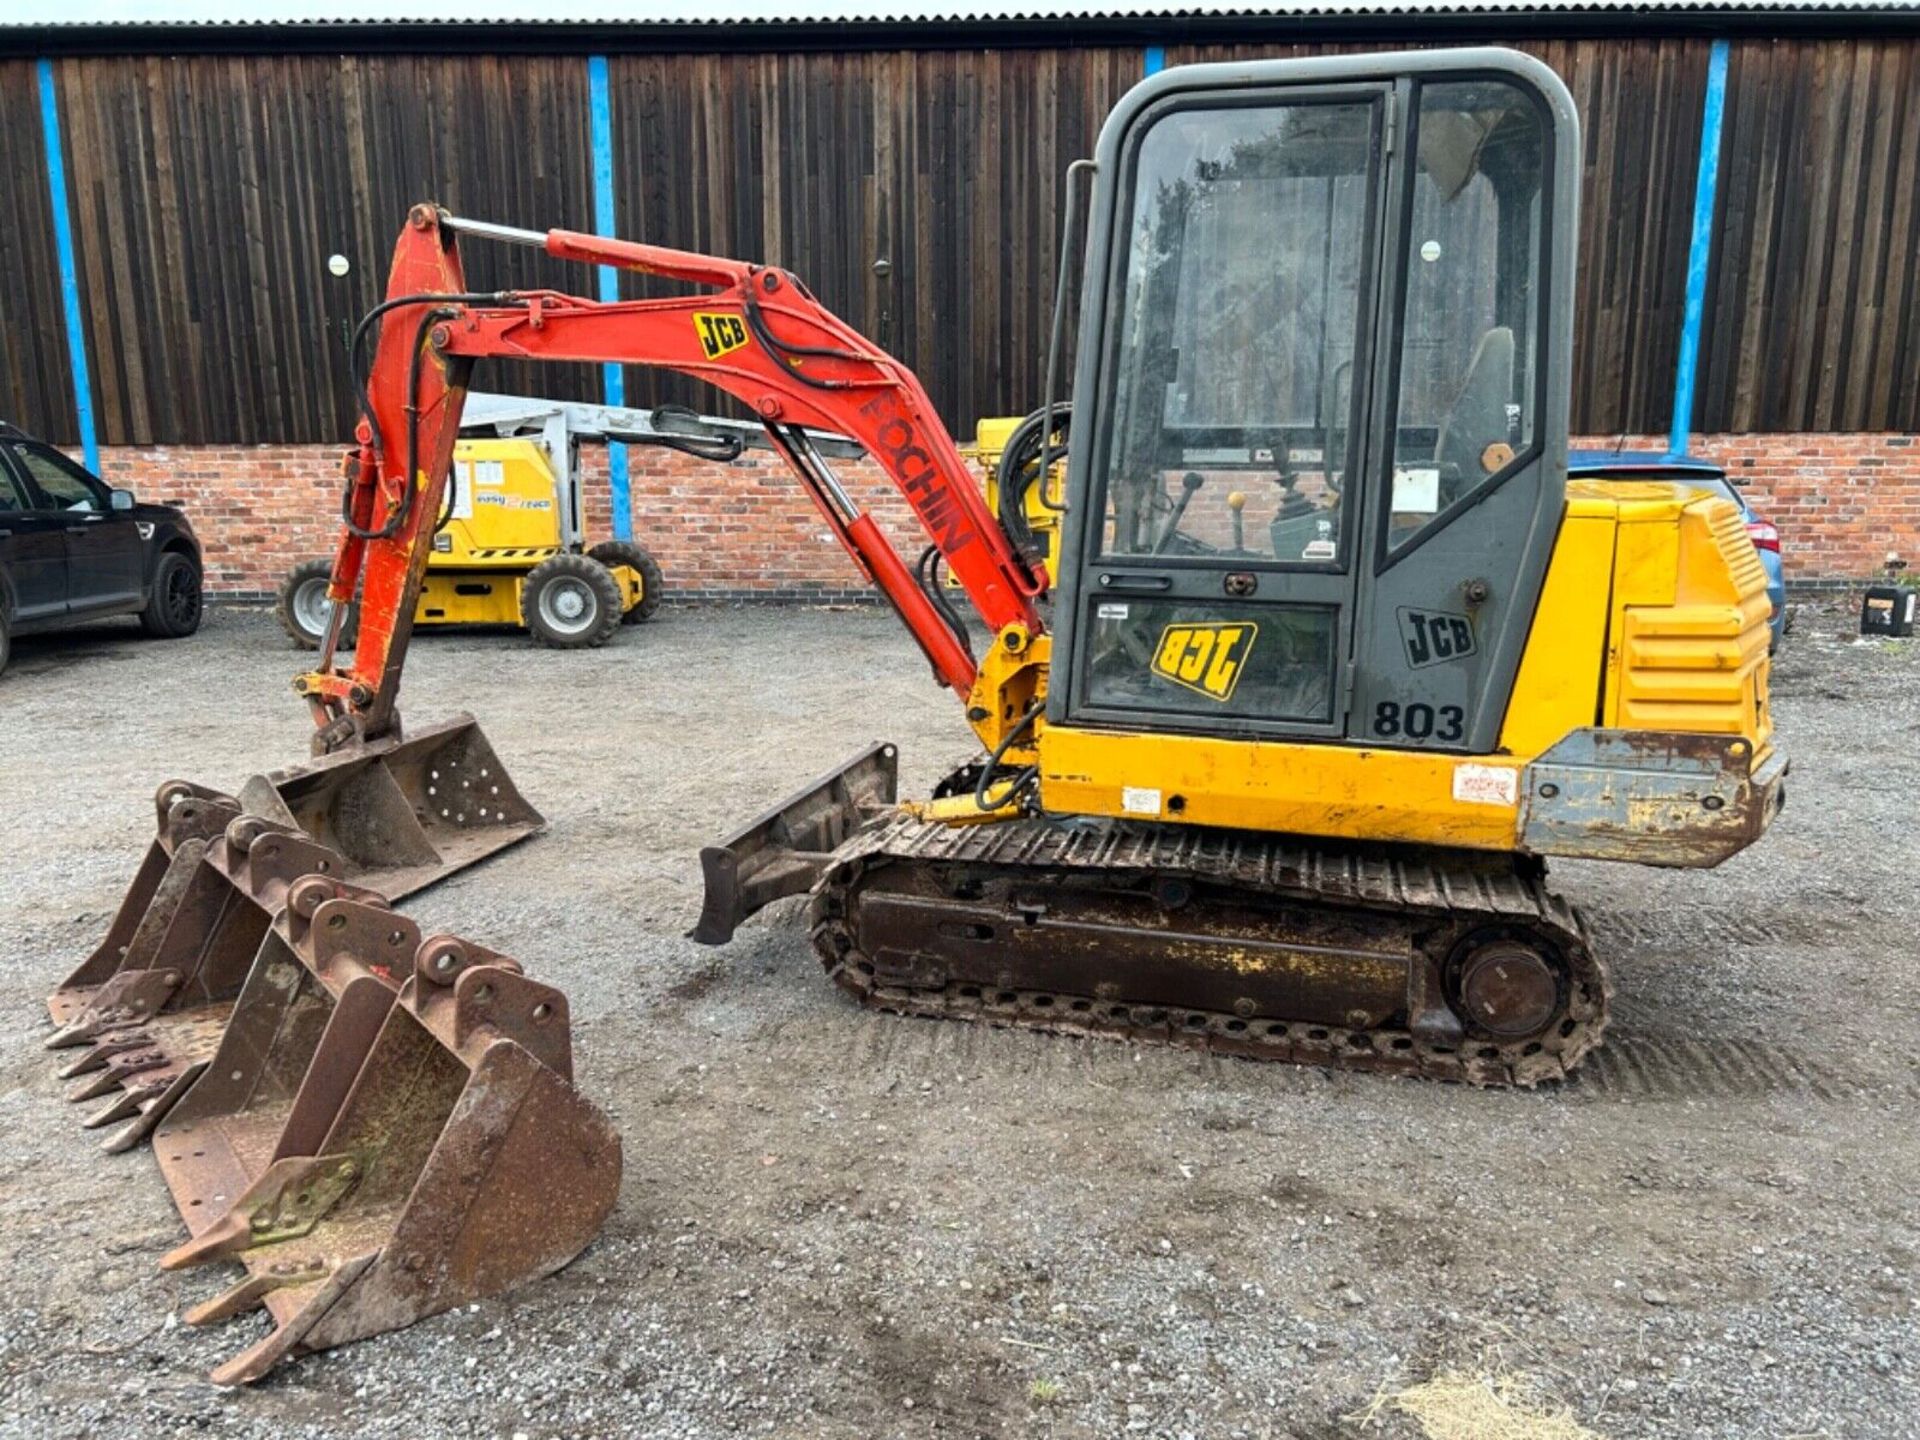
<box><xmin>1121</xmin><ymin>786</ymin><xmax>1162</xmax><ymax>815</ymax></box>
<box><xmin>1452</xmin><ymin>763</ymin><xmax>1518</xmax><ymax>807</ymax></box>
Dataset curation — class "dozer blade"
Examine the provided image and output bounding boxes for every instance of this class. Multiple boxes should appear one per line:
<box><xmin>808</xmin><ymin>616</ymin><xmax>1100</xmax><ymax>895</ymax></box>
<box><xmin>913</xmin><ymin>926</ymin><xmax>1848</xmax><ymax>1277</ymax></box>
<box><xmin>155</xmin><ymin>918</ymin><xmax>619</xmax><ymax>1386</ymax></box>
<box><xmin>689</xmin><ymin>741</ymin><xmax>898</xmax><ymax>945</ymax></box>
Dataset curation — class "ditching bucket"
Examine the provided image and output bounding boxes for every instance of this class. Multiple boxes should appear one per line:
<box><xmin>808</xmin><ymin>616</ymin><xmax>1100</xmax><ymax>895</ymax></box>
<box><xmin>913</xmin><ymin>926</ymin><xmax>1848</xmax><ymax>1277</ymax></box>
<box><xmin>47</xmin><ymin>714</ymin><xmax>543</xmax><ymax>1150</ymax></box>
<box><xmin>241</xmin><ymin>714</ymin><xmax>545</xmax><ymax>900</ymax></box>
<box><xmin>153</xmin><ymin>891</ymin><xmax>619</xmax><ymax>1386</ymax></box>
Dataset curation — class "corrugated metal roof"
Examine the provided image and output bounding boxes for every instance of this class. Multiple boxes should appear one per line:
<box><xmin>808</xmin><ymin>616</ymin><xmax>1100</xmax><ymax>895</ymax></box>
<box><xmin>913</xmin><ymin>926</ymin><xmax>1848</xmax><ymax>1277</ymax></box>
<box><xmin>7</xmin><ymin>0</ymin><xmax>1919</xmax><ymax>27</ymax></box>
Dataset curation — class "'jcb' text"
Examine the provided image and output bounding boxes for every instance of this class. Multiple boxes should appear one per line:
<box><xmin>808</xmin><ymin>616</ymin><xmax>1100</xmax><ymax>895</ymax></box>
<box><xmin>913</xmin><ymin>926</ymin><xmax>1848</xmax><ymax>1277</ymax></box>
<box><xmin>1151</xmin><ymin>623</ymin><xmax>1258</xmax><ymax>702</ymax></box>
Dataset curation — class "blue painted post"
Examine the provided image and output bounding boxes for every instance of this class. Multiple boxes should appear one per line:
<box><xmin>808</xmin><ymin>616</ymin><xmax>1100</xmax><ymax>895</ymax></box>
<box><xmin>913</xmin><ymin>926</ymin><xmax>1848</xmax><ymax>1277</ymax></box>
<box><xmin>37</xmin><ymin>58</ymin><xmax>98</xmax><ymax>473</ymax></box>
<box><xmin>1144</xmin><ymin>45</ymin><xmax>1167</xmax><ymax>76</ymax></box>
<box><xmin>1670</xmin><ymin>39</ymin><xmax>1730</xmax><ymax>457</ymax></box>
<box><xmin>588</xmin><ymin>55</ymin><xmax>633</xmax><ymax>541</ymax></box>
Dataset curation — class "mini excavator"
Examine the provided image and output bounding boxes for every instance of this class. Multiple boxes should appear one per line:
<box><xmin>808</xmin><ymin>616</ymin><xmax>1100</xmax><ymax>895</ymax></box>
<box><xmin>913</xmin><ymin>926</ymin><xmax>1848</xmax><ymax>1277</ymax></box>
<box><xmin>46</xmin><ymin>48</ymin><xmax>1782</xmax><ymax>1380</ymax></box>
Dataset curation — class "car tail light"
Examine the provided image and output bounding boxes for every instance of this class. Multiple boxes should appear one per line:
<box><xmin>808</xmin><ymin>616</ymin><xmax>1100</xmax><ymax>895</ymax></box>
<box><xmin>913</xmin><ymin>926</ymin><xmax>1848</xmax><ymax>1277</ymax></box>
<box><xmin>1747</xmin><ymin>518</ymin><xmax>1780</xmax><ymax>554</ymax></box>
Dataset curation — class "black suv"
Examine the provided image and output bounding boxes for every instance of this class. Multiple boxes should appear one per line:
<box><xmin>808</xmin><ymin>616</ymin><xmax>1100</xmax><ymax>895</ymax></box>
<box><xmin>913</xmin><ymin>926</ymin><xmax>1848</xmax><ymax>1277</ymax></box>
<box><xmin>0</xmin><ymin>422</ymin><xmax>203</xmax><ymax>676</ymax></box>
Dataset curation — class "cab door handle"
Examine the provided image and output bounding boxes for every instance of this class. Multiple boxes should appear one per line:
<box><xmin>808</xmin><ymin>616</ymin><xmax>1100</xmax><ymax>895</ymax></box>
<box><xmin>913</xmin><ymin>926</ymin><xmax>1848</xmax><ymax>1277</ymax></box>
<box><xmin>1097</xmin><ymin>572</ymin><xmax>1173</xmax><ymax>593</ymax></box>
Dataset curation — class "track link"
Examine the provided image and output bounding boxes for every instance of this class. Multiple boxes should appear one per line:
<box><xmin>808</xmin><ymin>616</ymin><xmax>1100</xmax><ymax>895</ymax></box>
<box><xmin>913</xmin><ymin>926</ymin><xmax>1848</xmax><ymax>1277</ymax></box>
<box><xmin>809</xmin><ymin>815</ymin><xmax>1611</xmax><ymax>1087</ymax></box>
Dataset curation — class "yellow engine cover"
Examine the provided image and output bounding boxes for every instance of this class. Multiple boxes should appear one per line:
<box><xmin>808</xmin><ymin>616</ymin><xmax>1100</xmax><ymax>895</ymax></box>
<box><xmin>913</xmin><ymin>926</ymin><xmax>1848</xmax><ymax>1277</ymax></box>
<box><xmin>1034</xmin><ymin>480</ymin><xmax>1782</xmax><ymax>868</ymax></box>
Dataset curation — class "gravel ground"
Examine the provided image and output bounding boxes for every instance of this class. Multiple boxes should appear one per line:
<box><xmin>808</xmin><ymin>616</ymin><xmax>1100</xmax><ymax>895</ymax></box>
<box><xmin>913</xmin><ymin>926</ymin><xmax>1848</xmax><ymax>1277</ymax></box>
<box><xmin>0</xmin><ymin>600</ymin><xmax>1914</xmax><ymax>1440</ymax></box>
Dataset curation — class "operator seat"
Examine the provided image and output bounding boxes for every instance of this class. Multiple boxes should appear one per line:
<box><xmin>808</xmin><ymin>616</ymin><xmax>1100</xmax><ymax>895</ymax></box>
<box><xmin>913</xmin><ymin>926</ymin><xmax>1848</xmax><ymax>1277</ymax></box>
<box><xmin>1433</xmin><ymin>324</ymin><xmax>1514</xmax><ymax>504</ymax></box>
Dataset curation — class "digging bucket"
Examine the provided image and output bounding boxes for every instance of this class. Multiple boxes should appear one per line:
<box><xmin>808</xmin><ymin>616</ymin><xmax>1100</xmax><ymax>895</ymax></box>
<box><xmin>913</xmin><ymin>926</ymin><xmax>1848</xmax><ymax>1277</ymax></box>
<box><xmin>45</xmin><ymin>813</ymin><xmax>377</xmax><ymax>1152</ymax></box>
<box><xmin>155</xmin><ymin>919</ymin><xmax>620</xmax><ymax>1386</ymax></box>
<box><xmin>48</xmin><ymin>715</ymin><xmax>544</xmax><ymax>1120</ymax></box>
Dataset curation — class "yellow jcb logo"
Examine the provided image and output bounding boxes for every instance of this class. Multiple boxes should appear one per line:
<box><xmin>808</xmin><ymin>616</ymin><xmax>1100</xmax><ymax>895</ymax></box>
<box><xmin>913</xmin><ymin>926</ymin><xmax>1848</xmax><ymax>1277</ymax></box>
<box><xmin>1151</xmin><ymin>622</ymin><xmax>1258</xmax><ymax>702</ymax></box>
<box><xmin>693</xmin><ymin>312</ymin><xmax>750</xmax><ymax>360</ymax></box>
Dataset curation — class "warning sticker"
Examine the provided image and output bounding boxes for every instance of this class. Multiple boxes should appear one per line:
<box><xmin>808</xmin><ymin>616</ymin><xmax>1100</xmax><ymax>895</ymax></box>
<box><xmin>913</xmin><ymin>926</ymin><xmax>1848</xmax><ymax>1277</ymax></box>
<box><xmin>1452</xmin><ymin>763</ymin><xmax>1518</xmax><ymax>807</ymax></box>
<box><xmin>1120</xmin><ymin>786</ymin><xmax>1162</xmax><ymax>816</ymax></box>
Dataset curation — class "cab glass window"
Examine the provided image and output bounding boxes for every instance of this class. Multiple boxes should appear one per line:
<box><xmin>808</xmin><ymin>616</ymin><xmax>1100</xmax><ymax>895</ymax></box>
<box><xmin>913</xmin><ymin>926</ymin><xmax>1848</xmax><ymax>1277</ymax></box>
<box><xmin>1098</xmin><ymin>97</ymin><xmax>1378</xmax><ymax>568</ymax></box>
<box><xmin>13</xmin><ymin>444</ymin><xmax>106</xmax><ymax>512</ymax></box>
<box><xmin>0</xmin><ymin>464</ymin><xmax>27</xmax><ymax>512</ymax></box>
<box><xmin>1386</xmin><ymin>79</ymin><xmax>1546</xmax><ymax>554</ymax></box>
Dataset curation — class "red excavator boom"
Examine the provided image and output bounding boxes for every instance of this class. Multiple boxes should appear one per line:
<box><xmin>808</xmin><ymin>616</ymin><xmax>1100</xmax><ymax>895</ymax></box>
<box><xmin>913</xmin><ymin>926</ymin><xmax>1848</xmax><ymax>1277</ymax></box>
<box><xmin>302</xmin><ymin>204</ymin><xmax>1050</xmax><ymax>748</ymax></box>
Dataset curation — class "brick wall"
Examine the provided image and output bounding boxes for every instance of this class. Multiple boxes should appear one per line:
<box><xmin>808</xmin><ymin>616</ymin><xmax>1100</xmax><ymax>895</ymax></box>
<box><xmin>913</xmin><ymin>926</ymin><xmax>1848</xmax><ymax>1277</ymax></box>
<box><xmin>92</xmin><ymin>433</ymin><xmax>1917</xmax><ymax>600</ymax></box>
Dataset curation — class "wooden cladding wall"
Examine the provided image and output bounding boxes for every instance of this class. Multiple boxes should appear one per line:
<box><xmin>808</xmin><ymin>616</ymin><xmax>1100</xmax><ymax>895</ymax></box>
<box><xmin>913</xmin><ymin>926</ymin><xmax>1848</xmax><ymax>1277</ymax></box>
<box><xmin>0</xmin><ymin>60</ymin><xmax>77</xmax><ymax>444</ymax></box>
<box><xmin>602</xmin><ymin>48</ymin><xmax>1143</xmax><ymax>430</ymax></box>
<box><xmin>44</xmin><ymin>53</ymin><xmax>601</xmax><ymax>445</ymax></box>
<box><xmin>1699</xmin><ymin>38</ymin><xmax>1920</xmax><ymax>433</ymax></box>
<box><xmin>2</xmin><ymin>39</ymin><xmax>1917</xmax><ymax>445</ymax></box>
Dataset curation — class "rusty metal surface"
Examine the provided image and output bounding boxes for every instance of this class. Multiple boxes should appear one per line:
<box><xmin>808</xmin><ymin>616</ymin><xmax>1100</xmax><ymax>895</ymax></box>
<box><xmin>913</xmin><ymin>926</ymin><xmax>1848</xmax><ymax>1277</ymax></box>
<box><xmin>46</xmin><ymin>715</ymin><xmax>547</xmax><ymax>1155</ymax></box>
<box><xmin>809</xmin><ymin>815</ymin><xmax>1612</xmax><ymax>1087</ymax></box>
<box><xmin>689</xmin><ymin>740</ymin><xmax>898</xmax><ymax>945</ymax></box>
<box><xmin>242</xmin><ymin>713</ymin><xmax>546</xmax><ymax>899</ymax></box>
<box><xmin>50</xmin><ymin>833</ymin><xmax>619</xmax><ymax>1387</ymax></box>
<box><xmin>1518</xmin><ymin>728</ymin><xmax>1789</xmax><ymax>867</ymax></box>
<box><xmin>155</xmin><ymin>911</ymin><xmax>619</xmax><ymax>1387</ymax></box>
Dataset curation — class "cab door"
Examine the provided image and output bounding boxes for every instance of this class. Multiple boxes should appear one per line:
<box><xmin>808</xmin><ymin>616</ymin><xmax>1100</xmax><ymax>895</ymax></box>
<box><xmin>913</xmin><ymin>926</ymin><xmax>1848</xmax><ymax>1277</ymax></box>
<box><xmin>1346</xmin><ymin>71</ymin><xmax>1574</xmax><ymax>757</ymax></box>
<box><xmin>1062</xmin><ymin>86</ymin><xmax>1391</xmax><ymax>740</ymax></box>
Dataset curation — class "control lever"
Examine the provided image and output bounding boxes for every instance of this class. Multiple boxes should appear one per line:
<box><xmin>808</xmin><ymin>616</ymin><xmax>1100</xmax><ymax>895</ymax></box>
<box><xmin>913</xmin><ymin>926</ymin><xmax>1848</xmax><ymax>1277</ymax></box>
<box><xmin>1152</xmin><ymin>472</ymin><xmax>1207</xmax><ymax>555</ymax></box>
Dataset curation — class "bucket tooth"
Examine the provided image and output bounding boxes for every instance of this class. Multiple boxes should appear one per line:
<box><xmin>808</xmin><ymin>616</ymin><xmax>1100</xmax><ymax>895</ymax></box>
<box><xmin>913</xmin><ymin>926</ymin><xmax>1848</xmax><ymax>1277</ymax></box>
<box><xmin>82</xmin><ymin>1079</ymin><xmax>165</xmax><ymax>1130</ymax></box>
<box><xmin>67</xmin><ymin>1049</ymin><xmax>164</xmax><ymax>1102</ymax></box>
<box><xmin>54</xmin><ymin>1028</ymin><xmax>150</xmax><ymax>1080</ymax></box>
<box><xmin>162</xmin><ymin>1153</ymin><xmax>361</xmax><ymax>1270</ymax></box>
<box><xmin>181</xmin><ymin>1260</ymin><xmax>330</xmax><ymax>1327</ymax></box>
<box><xmin>100</xmin><ymin>1066</ymin><xmax>205</xmax><ymax>1154</ymax></box>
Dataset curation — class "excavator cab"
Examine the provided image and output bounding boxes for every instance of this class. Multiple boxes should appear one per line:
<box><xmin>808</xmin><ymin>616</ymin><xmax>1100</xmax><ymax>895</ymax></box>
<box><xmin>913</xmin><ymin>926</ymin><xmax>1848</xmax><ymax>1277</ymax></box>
<box><xmin>1055</xmin><ymin>53</ymin><xmax>1572</xmax><ymax>753</ymax></box>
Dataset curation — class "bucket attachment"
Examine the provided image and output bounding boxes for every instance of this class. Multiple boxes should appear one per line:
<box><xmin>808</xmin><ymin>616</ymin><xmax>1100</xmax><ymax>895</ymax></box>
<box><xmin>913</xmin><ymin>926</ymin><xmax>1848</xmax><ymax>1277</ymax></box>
<box><xmin>46</xmin><ymin>812</ymin><xmax>366</xmax><ymax>1152</ymax></box>
<box><xmin>154</xmin><ymin>913</ymin><xmax>619</xmax><ymax>1386</ymax></box>
<box><xmin>240</xmin><ymin>713</ymin><xmax>545</xmax><ymax>900</ymax></box>
<box><xmin>48</xmin><ymin>715</ymin><xmax>542</xmax><ymax>1122</ymax></box>
<box><xmin>690</xmin><ymin>741</ymin><xmax>898</xmax><ymax>945</ymax></box>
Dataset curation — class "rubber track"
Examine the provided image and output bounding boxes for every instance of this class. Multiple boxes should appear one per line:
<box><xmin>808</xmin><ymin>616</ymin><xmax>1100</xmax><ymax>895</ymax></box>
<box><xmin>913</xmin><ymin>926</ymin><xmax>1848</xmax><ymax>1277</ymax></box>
<box><xmin>809</xmin><ymin>815</ymin><xmax>1613</xmax><ymax>1087</ymax></box>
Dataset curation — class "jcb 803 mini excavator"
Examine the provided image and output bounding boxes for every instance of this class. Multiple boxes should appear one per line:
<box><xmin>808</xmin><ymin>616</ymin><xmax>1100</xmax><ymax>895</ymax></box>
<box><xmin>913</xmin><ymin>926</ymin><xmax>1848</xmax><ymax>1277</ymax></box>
<box><xmin>49</xmin><ymin>47</ymin><xmax>1782</xmax><ymax>1380</ymax></box>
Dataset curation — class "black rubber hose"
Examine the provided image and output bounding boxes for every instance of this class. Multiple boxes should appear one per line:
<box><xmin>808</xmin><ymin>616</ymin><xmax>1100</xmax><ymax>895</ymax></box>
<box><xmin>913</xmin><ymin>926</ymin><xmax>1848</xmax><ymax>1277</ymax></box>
<box><xmin>740</xmin><ymin>283</ymin><xmax>869</xmax><ymax>391</ymax></box>
<box><xmin>974</xmin><ymin>698</ymin><xmax>1044</xmax><ymax>812</ymax></box>
<box><xmin>342</xmin><ymin>305</ymin><xmax>456</xmax><ymax>542</ymax></box>
<box><xmin>916</xmin><ymin>544</ymin><xmax>975</xmax><ymax>662</ymax></box>
<box><xmin>995</xmin><ymin>404</ymin><xmax>1071</xmax><ymax>562</ymax></box>
<box><xmin>349</xmin><ymin>291</ymin><xmax>521</xmax><ymax>458</ymax></box>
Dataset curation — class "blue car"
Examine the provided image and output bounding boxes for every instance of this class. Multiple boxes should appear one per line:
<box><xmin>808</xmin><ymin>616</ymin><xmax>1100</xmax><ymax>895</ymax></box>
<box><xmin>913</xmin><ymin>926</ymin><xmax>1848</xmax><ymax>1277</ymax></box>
<box><xmin>1569</xmin><ymin>449</ymin><xmax>1787</xmax><ymax>650</ymax></box>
